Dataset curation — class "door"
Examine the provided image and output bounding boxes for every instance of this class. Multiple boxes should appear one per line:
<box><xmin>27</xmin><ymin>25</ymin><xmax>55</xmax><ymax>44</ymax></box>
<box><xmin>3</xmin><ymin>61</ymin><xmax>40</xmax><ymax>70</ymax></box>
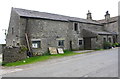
<box><xmin>84</xmin><ymin>37</ymin><xmax>91</xmax><ymax>49</ymax></box>
<box><xmin>113</xmin><ymin>35</ymin><xmax>117</xmax><ymax>43</ymax></box>
<box><xmin>70</xmin><ymin>41</ymin><xmax>72</xmax><ymax>50</ymax></box>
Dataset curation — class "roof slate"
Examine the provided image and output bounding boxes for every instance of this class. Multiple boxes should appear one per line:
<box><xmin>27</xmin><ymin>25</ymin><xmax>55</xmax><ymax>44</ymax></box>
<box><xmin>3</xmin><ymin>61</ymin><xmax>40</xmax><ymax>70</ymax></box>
<box><xmin>83</xmin><ymin>29</ymin><xmax>117</xmax><ymax>36</ymax></box>
<box><xmin>98</xmin><ymin>16</ymin><xmax>118</xmax><ymax>24</ymax></box>
<box><xmin>13</xmin><ymin>8</ymin><xmax>101</xmax><ymax>25</ymax></box>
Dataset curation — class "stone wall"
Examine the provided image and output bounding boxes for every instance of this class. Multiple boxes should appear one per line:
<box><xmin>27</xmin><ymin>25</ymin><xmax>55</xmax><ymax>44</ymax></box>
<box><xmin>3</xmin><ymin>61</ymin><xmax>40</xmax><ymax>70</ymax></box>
<box><xmin>81</xmin><ymin>23</ymin><xmax>103</xmax><ymax>31</ymax></box>
<box><xmin>0</xmin><ymin>45</ymin><xmax>2</xmax><ymax>54</ymax></box>
<box><xmin>118</xmin><ymin>16</ymin><xmax>120</xmax><ymax>43</ymax></box>
<box><xmin>7</xmin><ymin>14</ymin><xmax>105</xmax><ymax>53</ymax></box>
<box><xmin>104</xmin><ymin>21</ymin><xmax>118</xmax><ymax>34</ymax></box>
<box><xmin>3</xmin><ymin>47</ymin><xmax>27</xmax><ymax>63</ymax></box>
<box><xmin>91</xmin><ymin>35</ymin><xmax>113</xmax><ymax>49</ymax></box>
<box><xmin>6</xmin><ymin>8</ymin><xmax>21</xmax><ymax>46</ymax></box>
<box><xmin>0</xmin><ymin>44</ymin><xmax>6</xmax><ymax>54</ymax></box>
<box><xmin>19</xmin><ymin>18</ymin><xmax>70</xmax><ymax>55</ymax></box>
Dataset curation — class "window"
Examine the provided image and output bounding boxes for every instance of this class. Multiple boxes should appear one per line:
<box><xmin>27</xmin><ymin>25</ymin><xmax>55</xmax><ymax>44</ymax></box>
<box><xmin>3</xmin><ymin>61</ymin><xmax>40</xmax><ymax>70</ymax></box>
<box><xmin>32</xmin><ymin>41</ymin><xmax>41</xmax><ymax>48</ymax></box>
<box><xmin>74</xmin><ymin>23</ymin><xmax>78</xmax><ymax>31</ymax></box>
<box><xmin>79</xmin><ymin>40</ymin><xmax>83</xmax><ymax>45</ymax></box>
<box><xmin>109</xmin><ymin>38</ymin><xmax>111</xmax><ymax>42</ymax></box>
<box><xmin>58</xmin><ymin>40</ymin><xmax>64</xmax><ymax>46</ymax></box>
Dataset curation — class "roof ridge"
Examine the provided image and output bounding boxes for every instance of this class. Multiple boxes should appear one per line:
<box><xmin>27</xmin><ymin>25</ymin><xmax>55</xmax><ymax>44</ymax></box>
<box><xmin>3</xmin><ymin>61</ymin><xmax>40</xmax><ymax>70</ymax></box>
<box><xmin>13</xmin><ymin>8</ymin><xmax>86</xmax><ymax>19</ymax></box>
<box><xmin>13</xmin><ymin>7</ymin><xmax>101</xmax><ymax>25</ymax></box>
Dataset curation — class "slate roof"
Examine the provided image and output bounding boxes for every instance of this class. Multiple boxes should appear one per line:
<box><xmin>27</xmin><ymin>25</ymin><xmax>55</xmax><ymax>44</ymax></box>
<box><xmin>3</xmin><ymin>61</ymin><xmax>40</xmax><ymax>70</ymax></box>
<box><xmin>87</xmin><ymin>29</ymin><xmax>117</xmax><ymax>35</ymax></box>
<box><xmin>13</xmin><ymin>8</ymin><xmax>101</xmax><ymax>25</ymax></box>
<box><xmin>82</xmin><ymin>29</ymin><xmax>117</xmax><ymax>37</ymax></box>
<box><xmin>98</xmin><ymin>16</ymin><xmax>118</xmax><ymax>24</ymax></box>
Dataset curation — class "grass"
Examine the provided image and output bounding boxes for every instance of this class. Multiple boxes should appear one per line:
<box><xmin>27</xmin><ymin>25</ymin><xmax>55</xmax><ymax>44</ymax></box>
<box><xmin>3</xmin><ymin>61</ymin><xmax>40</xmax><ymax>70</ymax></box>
<box><xmin>2</xmin><ymin>50</ymin><xmax>93</xmax><ymax>67</ymax></box>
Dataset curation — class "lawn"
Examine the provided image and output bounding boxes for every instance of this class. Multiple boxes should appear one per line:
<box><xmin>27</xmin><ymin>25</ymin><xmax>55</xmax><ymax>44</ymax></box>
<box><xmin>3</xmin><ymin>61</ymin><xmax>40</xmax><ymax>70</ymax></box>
<box><xmin>2</xmin><ymin>50</ymin><xmax>93</xmax><ymax>67</ymax></box>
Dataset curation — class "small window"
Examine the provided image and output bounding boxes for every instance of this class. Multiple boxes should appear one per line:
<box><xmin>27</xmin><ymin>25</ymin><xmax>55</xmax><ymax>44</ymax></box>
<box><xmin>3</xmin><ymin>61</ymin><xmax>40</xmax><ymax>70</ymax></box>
<box><xmin>74</xmin><ymin>23</ymin><xmax>78</xmax><ymax>31</ymax></box>
<box><xmin>109</xmin><ymin>38</ymin><xmax>111</xmax><ymax>42</ymax></box>
<box><xmin>58</xmin><ymin>40</ymin><xmax>64</xmax><ymax>46</ymax></box>
<box><xmin>79</xmin><ymin>40</ymin><xmax>82</xmax><ymax>45</ymax></box>
<box><xmin>12</xmin><ymin>27</ymin><xmax>14</xmax><ymax>34</ymax></box>
<box><xmin>32</xmin><ymin>41</ymin><xmax>41</xmax><ymax>48</ymax></box>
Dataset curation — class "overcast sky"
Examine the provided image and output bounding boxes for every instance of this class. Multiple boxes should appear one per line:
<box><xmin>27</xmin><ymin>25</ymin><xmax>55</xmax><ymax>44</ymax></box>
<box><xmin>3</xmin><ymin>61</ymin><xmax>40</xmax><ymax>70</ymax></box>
<box><xmin>0</xmin><ymin>0</ymin><xmax>119</xmax><ymax>44</ymax></box>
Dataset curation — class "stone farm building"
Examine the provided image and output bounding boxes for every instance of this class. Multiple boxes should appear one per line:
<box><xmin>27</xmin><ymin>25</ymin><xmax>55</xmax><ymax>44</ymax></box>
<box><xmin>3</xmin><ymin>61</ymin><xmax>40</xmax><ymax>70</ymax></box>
<box><xmin>6</xmin><ymin>8</ymin><xmax>119</xmax><ymax>55</ymax></box>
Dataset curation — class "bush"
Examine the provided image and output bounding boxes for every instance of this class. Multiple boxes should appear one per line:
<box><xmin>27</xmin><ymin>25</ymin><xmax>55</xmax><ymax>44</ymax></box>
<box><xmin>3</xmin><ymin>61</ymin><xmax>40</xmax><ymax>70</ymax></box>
<box><xmin>115</xmin><ymin>43</ymin><xmax>119</xmax><ymax>47</ymax></box>
<box><xmin>118</xmin><ymin>43</ymin><xmax>120</xmax><ymax>47</ymax></box>
<box><xmin>103</xmin><ymin>42</ymin><xmax>112</xmax><ymax>49</ymax></box>
<box><xmin>112</xmin><ymin>43</ymin><xmax>116</xmax><ymax>47</ymax></box>
<box><xmin>112</xmin><ymin>43</ymin><xmax>119</xmax><ymax>47</ymax></box>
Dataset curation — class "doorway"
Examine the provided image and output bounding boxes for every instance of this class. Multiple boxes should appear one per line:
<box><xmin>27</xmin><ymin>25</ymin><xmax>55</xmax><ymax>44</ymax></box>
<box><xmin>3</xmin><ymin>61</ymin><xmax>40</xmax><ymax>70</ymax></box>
<box><xmin>84</xmin><ymin>37</ymin><xmax>91</xmax><ymax>49</ymax></box>
<box><xmin>70</xmin><ymin>41</ymin><xmax>72</xmax><ymax>50</ymax></box>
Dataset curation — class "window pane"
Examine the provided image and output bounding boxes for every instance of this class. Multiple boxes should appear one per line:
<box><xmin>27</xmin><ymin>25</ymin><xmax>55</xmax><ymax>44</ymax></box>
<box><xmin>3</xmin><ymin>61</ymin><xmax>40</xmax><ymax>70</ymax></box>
<box><xmin>79</xmin><ymin>40</ymin><xmax>82</xmax><ymax>45</ymax></box>
<box><xmin>32</xmin><ymin>41</ymin><xmax>41</xmax><ymax>48</ymax></box>
<box><xmin>58</xmin><ymin>40</ymin><xmax>64</xmax><ymax>46</ymax></box>
<box><xmin>32</xmin><ymin>43</ymin><xmax>38</xmax><ymax>48</ymax></box>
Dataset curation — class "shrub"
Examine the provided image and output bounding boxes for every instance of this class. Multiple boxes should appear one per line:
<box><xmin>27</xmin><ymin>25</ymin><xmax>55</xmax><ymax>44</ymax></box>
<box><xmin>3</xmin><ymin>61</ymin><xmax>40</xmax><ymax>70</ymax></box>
<box><xmin>112</xmin><ymin>43</ymin><xmax>119</xmax><ymax>47</ymax></box>
<box><xmin>118</xmin><ymin>43</ymin><xmax>120</xmax><ymax>47</ymax></box>
<box><xmin>112</xmin><ymin>43</ymin><xmax>116</xmax><ymax>47</ymax></box>
<box><xmin>19</xmin><ymin>45</ymin><xmax>28</xmax><ymax>53</ymax></box>
<box><xmin>115</xmin><ymin>43</ymin><xmax>119</xmax><ymax>47</ymax></box>
<box><xmin>103</xmin><ymin>42</ymin><xmax>112</xmax><ymax>49</ymax></box>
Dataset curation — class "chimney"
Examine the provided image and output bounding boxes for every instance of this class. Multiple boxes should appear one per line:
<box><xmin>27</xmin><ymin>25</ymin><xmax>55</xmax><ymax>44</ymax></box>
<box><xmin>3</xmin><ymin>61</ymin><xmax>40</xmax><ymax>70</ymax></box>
<box><xmin>105</xmin><ymin>11</ymin><xmax>110</xmax><ymax>21</ymax></box>
<box><xmin>87</xmin><ymin>10</ymin><xmax>92</xmax><ymax>20</ymax></box>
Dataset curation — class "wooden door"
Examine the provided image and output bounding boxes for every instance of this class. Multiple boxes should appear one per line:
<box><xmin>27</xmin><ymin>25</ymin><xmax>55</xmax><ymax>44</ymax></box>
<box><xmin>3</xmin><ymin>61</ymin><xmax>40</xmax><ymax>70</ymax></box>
<box><xmin>84</xmin><ymin>38</ymin><xmax>91</xmax><ymax>50</ymax></box>
<box><xmin>70</xmin><ymin>41</ymin><xmax>72</xmax><ymax>50</ymax></box>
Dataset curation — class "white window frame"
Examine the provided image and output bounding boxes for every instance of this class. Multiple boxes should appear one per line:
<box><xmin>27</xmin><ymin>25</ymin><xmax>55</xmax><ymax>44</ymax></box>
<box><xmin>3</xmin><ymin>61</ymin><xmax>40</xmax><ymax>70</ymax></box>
<box><xmin>31</xmin><ymin>39</ymin><xmax>41</xmax><ymax>48</ymax></box>
<box><xmin>58</xmin><ymin>40</ymin><xmax>64</xmax><ymax>47</ymax></box>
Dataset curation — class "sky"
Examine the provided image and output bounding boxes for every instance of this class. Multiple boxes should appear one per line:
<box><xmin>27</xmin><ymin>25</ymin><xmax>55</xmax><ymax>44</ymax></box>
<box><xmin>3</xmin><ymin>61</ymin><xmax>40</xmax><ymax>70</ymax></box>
<box><xmin>0</xmin><ymin>0</ymin><xmax>119</xmax><ymax>44</ymax></box>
